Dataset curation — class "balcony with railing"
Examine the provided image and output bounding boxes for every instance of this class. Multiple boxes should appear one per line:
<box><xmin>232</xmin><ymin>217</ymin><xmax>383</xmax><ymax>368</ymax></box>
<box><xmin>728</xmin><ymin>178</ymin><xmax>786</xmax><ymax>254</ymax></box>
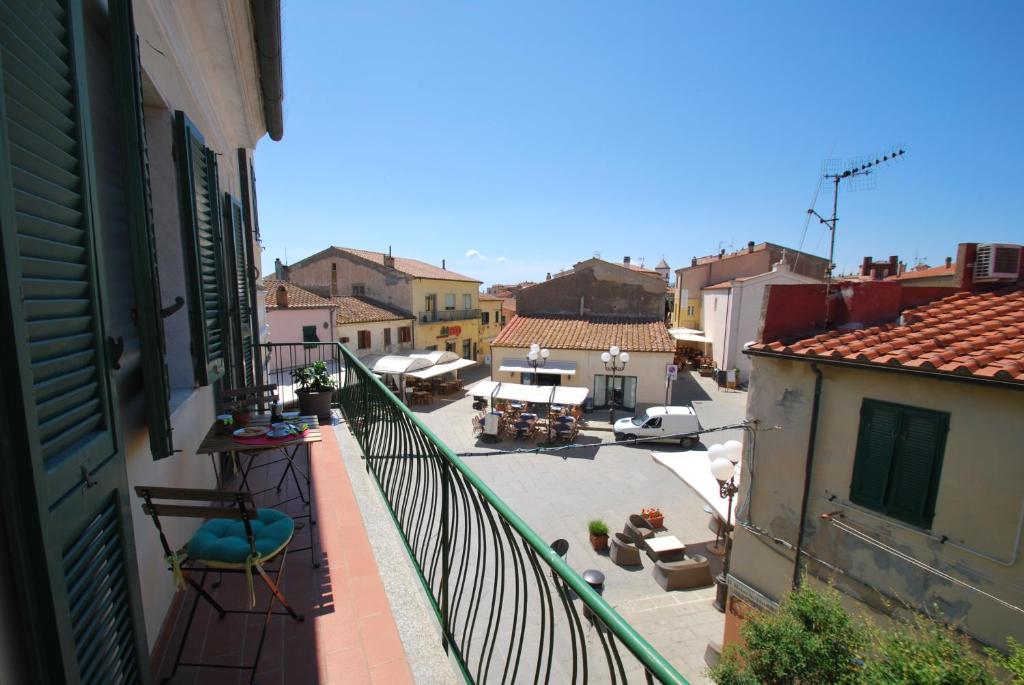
<box><xmin>234</xmin><ymin>341</ymin><xmax>690</xmax><ymax>683</ymax></box>
<box><xmin>419</xmin><ymin>308</ymin><xmax>481</xmax><ymax>323</ymax></box>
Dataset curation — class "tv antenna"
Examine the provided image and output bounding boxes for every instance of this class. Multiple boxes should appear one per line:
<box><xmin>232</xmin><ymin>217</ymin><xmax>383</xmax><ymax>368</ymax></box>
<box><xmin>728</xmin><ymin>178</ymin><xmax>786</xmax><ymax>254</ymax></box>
<box><xmin>807</xmin><ymin>147</ymin><xmax>906</xmax><ymax>323</ymax></box>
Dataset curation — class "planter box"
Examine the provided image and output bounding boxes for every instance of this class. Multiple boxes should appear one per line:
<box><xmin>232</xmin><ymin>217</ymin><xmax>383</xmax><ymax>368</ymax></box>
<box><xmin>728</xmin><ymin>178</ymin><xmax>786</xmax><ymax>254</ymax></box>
<box><xmin>298</xmin><ymin>390</ymin><xmax>333</xmax><ymax>421</ymax></box>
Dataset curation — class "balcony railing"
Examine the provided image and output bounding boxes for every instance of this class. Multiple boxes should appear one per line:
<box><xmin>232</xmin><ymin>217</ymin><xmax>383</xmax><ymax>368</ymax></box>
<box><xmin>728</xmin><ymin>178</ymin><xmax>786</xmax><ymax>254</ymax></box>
<box><xmin>419</xmin><ymin>308</ymin><xmax>480</xmax><ymax>323</ymax></box>
<box><xmin>336</xmin><ymin>342</ymin><xmax>687</xmax><ymax>684</ymax></box>
<box><xmin>256</xmin><ymin>342</ymin><xmax>344</xmax><ymax>408</ymax></box>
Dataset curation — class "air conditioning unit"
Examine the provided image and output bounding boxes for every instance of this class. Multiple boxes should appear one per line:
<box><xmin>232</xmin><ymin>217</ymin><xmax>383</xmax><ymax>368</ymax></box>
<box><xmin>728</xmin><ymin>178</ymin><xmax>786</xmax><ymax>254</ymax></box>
<box><xmin>974</xmin><ymin>243</ymin><xmax>1022</xmax><ymax>281</ymax></box>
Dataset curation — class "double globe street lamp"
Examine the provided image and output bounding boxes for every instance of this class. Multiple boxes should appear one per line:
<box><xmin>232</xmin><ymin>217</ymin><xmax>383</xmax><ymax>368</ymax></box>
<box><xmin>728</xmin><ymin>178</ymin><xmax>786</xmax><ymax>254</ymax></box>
<box><xmin>527</xmin><ymin>343</ymin><xmax>550</xmax><ymax>385</ymax></box>
<box><xmin>600</xmin><ymin>345</ymin><xmax>629</xmax><ymax>423</ymax></box>
<box><xmin>707</xmin><ymin>439</ymin><xmax>742</xmax><ymax>613</ymax></box>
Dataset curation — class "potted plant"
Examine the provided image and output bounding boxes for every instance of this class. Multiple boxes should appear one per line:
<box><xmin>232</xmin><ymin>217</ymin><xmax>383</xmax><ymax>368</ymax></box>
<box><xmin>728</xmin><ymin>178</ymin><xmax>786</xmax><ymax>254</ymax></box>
<box><xmin>292</xmin><ymin>360</ymin><xmax>337</xmax><ymax>420</ymax></box>
<box><xmin>641</xmin><ymin>507</ymin><xmax>664</xmax><ymax>529</ymax></box>
<box><xmin>588</xmin><ymin>519</ymin><xmax>609</xmax><ymax>551</ymax></box>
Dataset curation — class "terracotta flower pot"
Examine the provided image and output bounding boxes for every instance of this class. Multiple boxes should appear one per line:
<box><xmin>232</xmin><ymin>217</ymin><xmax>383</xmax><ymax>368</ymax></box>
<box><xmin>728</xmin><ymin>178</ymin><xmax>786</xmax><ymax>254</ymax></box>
<box><xmin>589</xmin><ymin>533</ymin><xmax>609</xmax><ymax>551</ymax></box>
<box><xmin>644</xmin><ymin>514</ymin><xmax>664</xmax><ymax>529</ymax></box>
<box><xmin>231</xmin><ymin>410</ymin><xmax>251</xmax><ymax>428</ymax></box>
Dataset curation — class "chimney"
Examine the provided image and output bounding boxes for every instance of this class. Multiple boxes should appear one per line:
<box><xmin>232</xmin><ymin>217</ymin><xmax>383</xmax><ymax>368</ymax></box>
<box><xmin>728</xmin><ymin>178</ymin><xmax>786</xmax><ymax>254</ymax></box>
<box><xmin>383</xmin><ymin>246</ymin><xmax>395</xmax><ymax>269</ymax></box>
<box><xmin>442</xmin><ymin>259</ymin><xmax>446</xmax><ymax>270</ymax></box>
<box><xmin>945</xmin><ymin>256</ymin><xmax>952</xmax><ymax>268</ymax></box>
<box><xmin>898</xmin><ymin>261</ymin><xmax>906</xmax><ymax>275</ymax></box>
<box><xmin>274</xmin><ymin>257</ymin><xmax>285</xmax><ymax>280</ymax></box>
<box><xmin>747</xmin><ymin>240</ymin><xmax>755</xmax><ymax>254</ymax></box>
<box><xmin>718</xmin><ymin>249</ymin><xmax>725</xmax><ymax>260</ymax></box>
<box><xmin>546</xmin><ymin>272</ymin><xmax>551</xmax><ymax>281</ymax></box>
<box><xmin>623</xmin><ymin>256</ymin><xmax>631</xmax><ymax>266</ymax></box>
<box><xmin>888</xmin><ymin>256</ymin><xmax>899</xmax><ymax>277</ymax></box>
<box><xmin>954</xmin><ymin>243</ymin><xmax>978</xmax><ymax>291</ymax></box>
<box><xmin>275</xmin><ymin>285</ymin><xmax>288</xmax><ymax>308</ymax></box>
<box><xmin>691</xmin><ymin>257</ymin><xmax>697</xmax><ymax>266</ymax></box>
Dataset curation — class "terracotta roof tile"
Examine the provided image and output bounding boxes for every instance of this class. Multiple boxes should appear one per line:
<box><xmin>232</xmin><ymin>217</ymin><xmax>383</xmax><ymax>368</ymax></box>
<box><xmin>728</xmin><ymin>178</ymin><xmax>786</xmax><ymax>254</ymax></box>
<box><xmin>331</xmin><ymin>296</ymin><xmax>412</xmax><ymax>324</ymax></box>
<box><xmin>491</xmin><ymin>315</ymin><xmax>675</xmax><ymax>353</ymax></box>
<box><xmin>263</xmin><ymin>280</ymin><xmax>332</xmax><ymax>309</ymax></box>
<box><xmin>308</xmin><ymin>247</ymin><xmax>481</xmax><ymax>282</ymax></box>
<box><xmin>748</xmin><ymin>287</ymin><xmax>1024</xmax><ymax>385</ymax></box>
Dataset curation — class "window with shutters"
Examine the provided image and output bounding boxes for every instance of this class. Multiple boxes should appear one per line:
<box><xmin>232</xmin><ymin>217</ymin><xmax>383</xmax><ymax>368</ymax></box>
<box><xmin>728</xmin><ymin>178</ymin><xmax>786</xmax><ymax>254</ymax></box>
<box><xmin>481</xmin><ymin>311</ymin><xmax>490</xmax><ymax>325</ymax></box>
<box><xmin>445</xmin><ymin>293</ymin><xmax>455</xmax><ymax>310</ymax></box>
<box><xmin>358</xmin><ymin>330</ymin><xmax>371</xmax><ymax>349</ymax></box>
<box><xmin>302</xmin><ymin>325</ymin><xmax>319</xmax><ymax>343</ymax></box>
<box><xmin>398</xmin><ymin>325</ymin><xmax>412</xmax><ymax>343</ymax></box>
<box><xmin>224</xmin><ymin>194</ymin><xmax>255</xmax><ymax>387</ymax></box>
<box><xmin>175</xmin><ymin>111</ymin><xmax>226</xmax><ymax>386</ymax></box>
<box><xmin>352</xmin><ymin>284</ymin><xmax>366</xmax><ymax>296</ymax></box>
<box><xmin>463</xmin><ymin>293</ymin><xmax>472</xmax><ymax>310</ymax></box>
<box><xmin>383</xmin><ymin>327</ymin><xmax>392</xmax><ymax>346</ymax></box>
<box><xmin>850</xmin><ymin>399</ymin><xmax>949</xmax><ymax>528</ymax></box>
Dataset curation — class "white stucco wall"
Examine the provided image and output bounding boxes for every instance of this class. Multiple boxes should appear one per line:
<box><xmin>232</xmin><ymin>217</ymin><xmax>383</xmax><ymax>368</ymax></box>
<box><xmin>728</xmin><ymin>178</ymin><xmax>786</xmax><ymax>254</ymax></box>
<box><xmin>266</xmin><ymin>308</ymin><xmax>336</xmax><ymax>346</ymax></box>
<box><xmin>489</xmin><ymin>347</ymin><xmax>674</xmax><ymax>410</ymax></box>
<box><xmin>701</xmin><ymin>290</ymin><xmax>730</xmax><ymax>370</ymax></box>
<box><xmin>338</xmin><ymin>320</ymin><xmax>415</xmax><ymax>359</ymax></box>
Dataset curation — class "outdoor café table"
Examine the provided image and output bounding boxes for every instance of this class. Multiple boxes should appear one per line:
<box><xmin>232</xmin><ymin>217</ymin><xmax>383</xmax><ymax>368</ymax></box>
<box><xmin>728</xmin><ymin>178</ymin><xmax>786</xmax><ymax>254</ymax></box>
<box><xmin>197</xmin><ymin>414</ymin><xmax>322</xmax><ymax>566</ymax></box>
<box><xmin>645</xmin><ymin>535</ymin><xmax>686</xmax><ymax>563</ymax></box>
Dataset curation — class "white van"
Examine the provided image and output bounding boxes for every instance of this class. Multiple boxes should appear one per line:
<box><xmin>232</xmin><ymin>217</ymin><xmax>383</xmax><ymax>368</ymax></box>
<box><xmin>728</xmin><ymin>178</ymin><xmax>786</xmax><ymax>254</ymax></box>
<box><xmin>613</xmin><ymin>406</ymin><xmax>701</xmax><ymax>448</ymax></box>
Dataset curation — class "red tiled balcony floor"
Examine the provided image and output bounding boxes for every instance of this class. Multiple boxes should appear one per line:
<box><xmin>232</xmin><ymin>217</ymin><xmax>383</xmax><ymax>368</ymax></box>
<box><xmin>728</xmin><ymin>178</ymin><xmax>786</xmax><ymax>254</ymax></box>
<box><xmin>151</xmin><ymin>422</ymin><xmax>413</xmax><ymax>684</ymax></box>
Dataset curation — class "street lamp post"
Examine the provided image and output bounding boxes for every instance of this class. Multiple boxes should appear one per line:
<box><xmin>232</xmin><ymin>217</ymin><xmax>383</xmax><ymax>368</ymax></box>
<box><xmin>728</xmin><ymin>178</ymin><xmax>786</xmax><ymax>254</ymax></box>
<box><xmin>708</xmin><ymin>440</ymin><xmax>742</xmax><ymax>613</ymax></box>
<box><xmin>600</xmin><ymin>345</ymin><xmax>630</xmax><ymax>424</ymax></box>
<box><xmin>526</xmin><ymin>343</ymin><xmax>549</xmax><ymax>386</ymax></box>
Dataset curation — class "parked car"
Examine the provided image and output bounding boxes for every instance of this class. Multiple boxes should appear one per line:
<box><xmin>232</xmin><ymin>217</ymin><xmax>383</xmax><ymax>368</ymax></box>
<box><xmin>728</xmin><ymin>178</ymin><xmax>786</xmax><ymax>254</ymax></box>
<box><xmin>614</xmin><ymin>406</ymin><xmax>700</xmax><ymax>448</ymax></box>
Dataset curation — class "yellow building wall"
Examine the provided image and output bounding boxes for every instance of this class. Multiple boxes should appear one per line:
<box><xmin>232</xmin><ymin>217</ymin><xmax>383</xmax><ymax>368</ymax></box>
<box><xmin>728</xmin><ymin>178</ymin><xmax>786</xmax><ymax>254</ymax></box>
<box><xmin>729</xmin><ymin>356</ymin><xmax>1024</xmax><ymax>651</ymax></box>
<box><xmin>410</xmin><ymin>279</ymin><xmax>482</xmax><ymax>358</ymax></box>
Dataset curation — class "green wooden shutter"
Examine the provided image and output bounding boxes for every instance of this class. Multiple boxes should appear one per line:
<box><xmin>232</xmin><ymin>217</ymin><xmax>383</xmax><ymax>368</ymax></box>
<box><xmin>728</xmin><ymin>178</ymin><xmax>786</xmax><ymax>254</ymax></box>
<box><xmin>225</xmin><ymin>193</ymin><xmax>254</xmax><ymax>387</ymax></box>
<box><xmin>110</xmin><ymin>0</ymin><xmax>173</xmax><ymax>458</ymax></box>
<box><xmin>175</xmin><ymin>111</ymin><xmax>225</xmax><ymax>385</ymax></box>
<box><xmin>0</xmin><ymin>0</ymin><xmax>148</xmax><ymax>680</ymax></box>
<box><xmin>850</xmin><ymin>400</ymin><xmax>900</xmax><ymax>508</ymax></box>
<box><xmin>887</xmin><ymin>408</ymin><xmax>948</xmax><ymax>527</ymax></box>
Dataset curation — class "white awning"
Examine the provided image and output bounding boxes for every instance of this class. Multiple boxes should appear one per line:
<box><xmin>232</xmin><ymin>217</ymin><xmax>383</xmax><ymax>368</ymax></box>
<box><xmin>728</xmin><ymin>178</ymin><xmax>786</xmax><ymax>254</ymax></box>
<box><xmin>650</xmin><ymin>451</ymin><xmax>740</xmax><ymax>523</ymax></box>
<box><xmin>405</xmin><ymin>358</ymin><xmax>477</xmax><ymax>380</ymax></box>
<box><xmin>366</xmin><ymin>355</ymin><xmax>433</xmax><ymax>375</ymax></box>
<box><xmin>408</xmin><ymin>350</ymin><xmax>459</xmax><ymax>365</ymax></box>
<box><xmin>668</xmin><ymin>327</ymin><xmax>711</xmax><ymax>344</ymax></box>
<box><xmin>498</xmin><ymin>358</ymin><xmax>577</xmax><ymax>376</ymax></box>
<box><xmin>467</xmin><ymin>380</ymin><xmax>589</xmax><ymax>406</ymax></box>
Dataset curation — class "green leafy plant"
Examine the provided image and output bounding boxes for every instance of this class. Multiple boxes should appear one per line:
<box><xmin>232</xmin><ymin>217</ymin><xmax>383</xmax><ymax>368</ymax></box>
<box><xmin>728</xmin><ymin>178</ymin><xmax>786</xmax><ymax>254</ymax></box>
<box><xmin>988</xmin><ymin>637</ymin><xmax>1024</xmax><ymax>684</ymax></box>
<box><xmin>587</xmin><ymin>519</ymin><xmax>609</xmax><ymax>536</ymax></box>
<box><xmin>863</xmin><ymin>612</ymin><xmax>997</xmax><ymax>684</ymax></box>
<box><xmin>291</xmin><ymin>360</ymin><xmax>337</xmax><ymax>393</ymax></box>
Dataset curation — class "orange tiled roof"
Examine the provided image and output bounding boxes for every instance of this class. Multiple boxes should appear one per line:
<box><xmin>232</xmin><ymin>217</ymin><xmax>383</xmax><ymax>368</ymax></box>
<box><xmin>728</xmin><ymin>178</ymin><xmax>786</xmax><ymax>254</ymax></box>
<box><xmin>338</xmin><ymin>248</ymin><xmax>480</xmax><ymax>282</ymax></box>
<box><xmin>263</xmin><ymin>279</ymin><xmax>332</xmax><ymax>309</ymax></box>
<box><xmin>502</xmin><ymin>299</ymin><xmax>517</xmax><ymax>313</ymax></box>
<box><xmin>492</xmin><ymin>315</ymin><xmax>675</xmax><ymax>353</ymax></box>
<box><xmin>750</xmin><ymin>288</ymin><xmax>1024</xmax><ymax>383</ymax></box>
<box><xmin>478</xmin><ymin>293</ymin><xmax>504</xmax><ymax>302</ymax></box>
<box><xmin>331</xmin><ymin>296</ymin><xmax>412</xmax><ymax>324</ymax></box>
<box><xmin>887</xmin><ymin>263</ymin><xmax>956</xmax><ymax>281</ymax></box>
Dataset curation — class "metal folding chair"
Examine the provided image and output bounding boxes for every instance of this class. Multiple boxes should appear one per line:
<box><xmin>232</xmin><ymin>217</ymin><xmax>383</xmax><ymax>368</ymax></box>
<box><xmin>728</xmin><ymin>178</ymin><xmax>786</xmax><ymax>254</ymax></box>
<box><xmin>135</xmin><ymin>486</ymin><xmax>303</xmax><ymax>684</ymax></box>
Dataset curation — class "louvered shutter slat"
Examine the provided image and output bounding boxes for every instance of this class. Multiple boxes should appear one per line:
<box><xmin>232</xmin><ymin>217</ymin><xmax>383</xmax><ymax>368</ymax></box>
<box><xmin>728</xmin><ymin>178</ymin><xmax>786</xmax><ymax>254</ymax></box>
<box><xmin>850</xmin><ymin>401</ymin><xmax>899</xmax><ymax>508</ymax></box>
<box><xmin>887</xmin><ymin>410</ymin><xmax>947</xmax><ymax>526</ymax></box>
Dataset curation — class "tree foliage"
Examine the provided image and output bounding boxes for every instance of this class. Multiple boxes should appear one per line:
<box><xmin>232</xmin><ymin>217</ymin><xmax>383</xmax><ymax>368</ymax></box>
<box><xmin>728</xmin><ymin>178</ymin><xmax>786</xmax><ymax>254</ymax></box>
<box><xmin>707</xmin><ymin>586</ymin><xmax>1008</xmax><ymax>685</ymax></box>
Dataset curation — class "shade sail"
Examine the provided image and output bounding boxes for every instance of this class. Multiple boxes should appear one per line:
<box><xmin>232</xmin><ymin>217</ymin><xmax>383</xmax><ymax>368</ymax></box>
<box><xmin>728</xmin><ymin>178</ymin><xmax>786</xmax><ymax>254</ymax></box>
<box><xmin>650</xmin><ymin>451</ymin><xmax>740</xmax><ymax>523</ymax></box>
<box><xmin>467</xmin><ymin>380</ymin><xmax>589</xmax><ymax>406</ymax></box>
<box><xmin>498</xmin><ymin>358</ymin><xmax>577</xmax><ymax>376</ymax></box>
<box><xmin>408</xmin><ymin>350</ymin><xmax>459</xmax><ymax>365</ymax></box>
<box><xmin>668</xmin><ymin>327</ymin><xmax>711</xmax><ymax>344</ymax></box>
<box><xmin>405</xmin><ymin>358</ymin><xmax>477</xmax><ymax>379</ymax></box>
<box><xmin>365</xmin><ymin>355</ymin><xmax>432</xmax><ymax>375</ymax></box>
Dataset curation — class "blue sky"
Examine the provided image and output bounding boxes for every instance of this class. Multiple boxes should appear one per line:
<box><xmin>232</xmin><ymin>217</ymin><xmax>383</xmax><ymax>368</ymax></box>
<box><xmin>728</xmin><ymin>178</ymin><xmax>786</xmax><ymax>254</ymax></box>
<box><xmin>255</xmin><ymin>1</ymin><xmax>1023</xmax><ymax>287</ymax></box>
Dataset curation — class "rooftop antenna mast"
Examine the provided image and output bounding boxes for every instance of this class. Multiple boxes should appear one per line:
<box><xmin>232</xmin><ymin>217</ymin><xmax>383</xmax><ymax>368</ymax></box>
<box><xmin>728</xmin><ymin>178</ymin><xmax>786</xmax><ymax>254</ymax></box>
<box><xmin>808</xmin><ymin>147</ymin><xmax>905</xmax><ymax>323</ymax></box>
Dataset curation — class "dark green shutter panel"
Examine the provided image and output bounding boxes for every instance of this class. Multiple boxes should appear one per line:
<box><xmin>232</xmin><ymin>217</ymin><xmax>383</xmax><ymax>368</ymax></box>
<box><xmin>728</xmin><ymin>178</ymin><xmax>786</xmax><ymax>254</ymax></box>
<box><xmin>110</xmin><ymin>0</ymin><xmax>173</xmax><ymax>458</ymax></box>
<box><xmin>0</xmin><ymin>0</ymin><xmax>148</xmax><ymax>680</ymax></box>
<box><xmin>226</xmin><ymin>194</ymin><xmax>254</xmax><ymax>387</ymax></box>
<box><xmin>887</xmin><ymin>409</ymin><xmax>947</xmax><ymax>526</ymax></box>
<box><xmin>850</xmin><ymin>400</ymin><xmax>899</xmax><ymax>508</ymax></box>
<box><xmin>175</xmin><ymin>111</ymin><xmax>225</xmax><ymax>385</ymax></box>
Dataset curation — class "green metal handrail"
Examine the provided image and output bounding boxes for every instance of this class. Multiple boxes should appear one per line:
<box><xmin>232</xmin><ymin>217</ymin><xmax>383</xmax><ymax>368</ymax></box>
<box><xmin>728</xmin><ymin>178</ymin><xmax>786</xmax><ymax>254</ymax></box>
<box><xmin>336</xmin><ymin>343</ymin><xmax>688</xmax><ymax>684</ymax></box>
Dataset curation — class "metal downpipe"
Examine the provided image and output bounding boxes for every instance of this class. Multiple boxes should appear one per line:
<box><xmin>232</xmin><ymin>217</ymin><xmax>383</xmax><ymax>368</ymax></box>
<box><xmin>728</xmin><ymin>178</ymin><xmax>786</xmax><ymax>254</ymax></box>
<box><xmin>792</xmin><ymin>362</ymin><xmax>823</xmax><ymax>589</ymax></box>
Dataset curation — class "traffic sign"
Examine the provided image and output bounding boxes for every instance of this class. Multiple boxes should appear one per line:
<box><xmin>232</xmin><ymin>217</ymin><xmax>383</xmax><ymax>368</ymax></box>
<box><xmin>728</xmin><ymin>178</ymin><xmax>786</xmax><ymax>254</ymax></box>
<box><xmin>666</xmin><ymin>364</ymin><xmax>678</xmax><ymax>381</ymax></box>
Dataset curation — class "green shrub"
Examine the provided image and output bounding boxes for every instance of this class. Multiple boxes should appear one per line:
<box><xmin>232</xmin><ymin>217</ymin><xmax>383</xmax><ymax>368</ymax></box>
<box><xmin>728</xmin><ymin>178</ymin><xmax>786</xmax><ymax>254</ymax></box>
<box><xmin>587</xmin><ymin>519</ymin><xmax>608</xmax><ymax>536</ymax></box>
<box><xmin>707</xmin><ymin>585</ymin><xmax>866</xmax><ymax>685</ymax></box>
<box><xmin>863</xmin><ymin>613</ymin><xmax>997</xmax><ymax>684</ymax></box>
<box><xmin>989</xmin><ymin>638</ymin><xmax>1024</xmax><ymax>684</ymax></box>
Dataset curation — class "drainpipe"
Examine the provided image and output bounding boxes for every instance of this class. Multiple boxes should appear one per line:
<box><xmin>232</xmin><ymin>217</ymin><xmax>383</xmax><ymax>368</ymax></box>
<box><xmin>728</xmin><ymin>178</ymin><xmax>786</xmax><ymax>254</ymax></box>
<box><xmin>792</xmin><ymin>362</ymin><xmax>823</xmax><ymax>589</ymax></box>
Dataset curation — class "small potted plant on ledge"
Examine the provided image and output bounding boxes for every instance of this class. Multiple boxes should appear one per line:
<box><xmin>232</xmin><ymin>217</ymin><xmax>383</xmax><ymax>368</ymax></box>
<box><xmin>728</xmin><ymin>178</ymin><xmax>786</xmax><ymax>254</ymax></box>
<box><xmin>292</xmin><ymin>360</ymin><xmax>337</xmax><ymax>420</ymax></box>
<box><xmin>641</xmin><ymin>507</ymin><xmax>664</xmax><ymax>530</ymax></box>
<box><xmin>588</xmin><ymin>519</ymin><xmax>609</xmax><ymax>551</ymax></box>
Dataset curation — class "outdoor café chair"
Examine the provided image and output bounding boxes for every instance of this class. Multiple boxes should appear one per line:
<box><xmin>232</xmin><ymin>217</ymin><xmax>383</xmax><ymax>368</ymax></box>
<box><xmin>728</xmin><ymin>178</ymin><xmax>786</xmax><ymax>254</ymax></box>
<box><xmin>623</xmin><ymin>514</ymin><xmax>656</xmax><ymax>546</ymax></box>
<box><xmin>549</xmin><ymin>538</ymin><xmax>569</xmax><ymax>585</ymax></box>
<box><xmin>610</xmin><ymin>532</ymin><xmax>643</xmax><ymax>567</ymax></box>
<box><xmin>135</xmin><ymin>486</ymin><xmax>303</xmax><ymax>684</ymax></box>
<box><xmin>652</xmin><ymin>555</ymin><xmax>714</xmax><ymax>591</ymax></box>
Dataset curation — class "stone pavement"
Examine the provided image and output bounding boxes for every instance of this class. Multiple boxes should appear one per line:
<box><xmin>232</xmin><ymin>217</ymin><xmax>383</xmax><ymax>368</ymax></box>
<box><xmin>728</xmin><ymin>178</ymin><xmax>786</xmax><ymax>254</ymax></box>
<box><xmin>407</xmin><ymin>368</ymin><xmax>748</xmax><ymax>684</ymax></box>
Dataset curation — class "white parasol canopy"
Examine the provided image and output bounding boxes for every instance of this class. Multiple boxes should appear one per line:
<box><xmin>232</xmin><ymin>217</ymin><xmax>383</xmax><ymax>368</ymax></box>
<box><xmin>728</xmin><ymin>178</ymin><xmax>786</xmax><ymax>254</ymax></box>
<box><xmin>467</xmin><ymin>380</ymin><xmax>589</xmax><ymax>406</ymax></box>
<box><xmin>650</xmin><ymin>451</ymin><xmax>740</xmax><ymax>523</ymax></box>
<box><xmin>498</xmin><ymin>358</ymin><xmax>577</xmax><ymax>376</ymax></box>
<box><xmin>405</xmin><ymin>357</ymin><xmax>477</xmax><ymax>380</ymax></box>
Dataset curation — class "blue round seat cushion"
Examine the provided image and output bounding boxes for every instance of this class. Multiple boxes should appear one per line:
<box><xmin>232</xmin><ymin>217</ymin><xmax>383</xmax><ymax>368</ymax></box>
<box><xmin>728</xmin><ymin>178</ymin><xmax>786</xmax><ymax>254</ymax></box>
<box><xmin>187</xmin><ymin>508</ymin><xmax>294</xmax><ymax>566</ymax></box>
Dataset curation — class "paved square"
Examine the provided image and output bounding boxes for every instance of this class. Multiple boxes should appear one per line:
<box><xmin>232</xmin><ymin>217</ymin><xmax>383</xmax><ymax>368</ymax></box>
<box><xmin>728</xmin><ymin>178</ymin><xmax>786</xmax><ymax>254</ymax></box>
<box><xmin>409</xmin><ymin>368</ymin><xmax>747</xmax><ymax>684</ymax></box>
